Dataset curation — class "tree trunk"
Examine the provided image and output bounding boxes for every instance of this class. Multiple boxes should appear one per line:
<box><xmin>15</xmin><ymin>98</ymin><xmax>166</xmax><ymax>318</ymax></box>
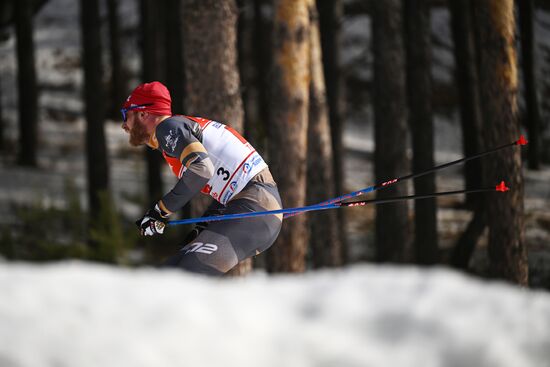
<box><xmin>473</xmin><ymin>0</ymin><xmax>528</xmax><ymax>285</ymax></box>
<box><xmin>107</xmin><ymin>0</ymin><xmax>127</xmax><ymax>119</ymax></box>
<box><xmin>404</xmin><ymin>0</ymin><xmax>438</xmax><ymax>265</ymax></box>
<box><xmin>165</xmin><ymin>0</ymin><xmax>185</xmax><ymax>114</ymax></box>
<box><xmin>450</xmin><ymin>0</ymin><xmax>484</xmax><ymax>207</ymax></box>
<box><xmin>265</xmin><ymin>0</ymin><xmax>310</xmax><ymax>272</ymax></box>
<box><xmin>163</xmin><ymin>0</ymin><xmax>190</xmax><ymax>220</ymax></box>
<box><xmin>80</xmin><ymin>0</ymin><xmax>110</xmax><ymax>220</ymax></box>
<box><xmin>0</xmin><ymin>75</ymin><xmax>4</xmax><ymax>152</ymax></box>
<box><xmin>15</xmin><ymin>0</ymin><xmax>38</xmax><ymax>167</ymax></box>
<box><xmin>140</xmin><ymin>0</ymin><xmax>165</xmax><ymax>205</ymax></box>
<box><xmin>371</xmin><ymin>0</ymin><xmax>409</xmax><ymax>263</ymax></box>
<box><xmin>182</xmin><ymin>0</ymin><xmax>251</xmax><ymax>275</ymax></box>
<box><xmin>237</xmin><ymin>0</ymin><xmax>253</xmax><ymax>142</ymax></box>
<box><xmin>307</xmin><ymin>1</ymin><xmax>342</xmax><ymax>268</ymax></box>
<box><xmin>518</xmin><ymin>0</ymin><xmax>541</xmax><ymax>170</ymax></box>
<box><xmin>317</xmin><ymin>0</ymin><xmax>347</xmax><ymax>263</ymax></box>
<box><xmin>449</xmin><ymin>0</ymin><xmax>486</xmax><ymax>267</ymax></box>
<box><xmin>450</xmin><ymin>199</ymin><xmax>486</xmax><ymax>269</ymax></box>
<box><xmin>252</xmin><ymin>0</ymin><xmax>271</xmax><ymax>153</ymax></box>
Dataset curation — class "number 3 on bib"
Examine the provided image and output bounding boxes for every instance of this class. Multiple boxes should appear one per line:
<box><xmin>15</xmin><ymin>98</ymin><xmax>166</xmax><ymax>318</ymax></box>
<box><xmin>217</xmin><ymin>167</ymin><xmax>230</xmax><ymax>181</ymax></box>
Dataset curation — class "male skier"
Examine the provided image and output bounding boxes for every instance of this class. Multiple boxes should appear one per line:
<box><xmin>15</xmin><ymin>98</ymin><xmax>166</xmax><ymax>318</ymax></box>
<box><xmin>121</xmin><ymin>81</ymin><xmax>282</xmax><ymax>275</ymax></box>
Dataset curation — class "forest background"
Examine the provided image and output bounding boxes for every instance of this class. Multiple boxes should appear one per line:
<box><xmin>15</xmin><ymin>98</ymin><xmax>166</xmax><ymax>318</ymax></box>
<box><xmin>0</xmin><ymin>0</ymin><xmax>549</xmax><ymax>288</ymax></box>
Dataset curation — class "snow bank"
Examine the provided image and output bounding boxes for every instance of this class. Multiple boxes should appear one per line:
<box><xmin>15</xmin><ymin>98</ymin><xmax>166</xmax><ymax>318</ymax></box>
<box><xmin>0</xmin><ymin>262</ymin><xmax>549</xmax><ymax>367</ymax></box>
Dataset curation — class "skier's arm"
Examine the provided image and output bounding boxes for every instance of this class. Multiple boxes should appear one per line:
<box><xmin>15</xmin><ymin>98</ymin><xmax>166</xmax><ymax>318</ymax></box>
<box><xmin>159</xmin><ymin>155</ymin><xmax>214</xmax><ymax>215</ymax></box>
<box><xmin>156</xmin><ymin>121</ymin><xmax>214</xmax><ymax>216</ymax></box>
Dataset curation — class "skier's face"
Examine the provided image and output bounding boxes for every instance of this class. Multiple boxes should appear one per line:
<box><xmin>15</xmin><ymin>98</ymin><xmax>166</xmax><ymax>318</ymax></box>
<box><xmin>123</xmin><ymin>111</ymin><xmax>149</xmax><ymax>147</ymax></box>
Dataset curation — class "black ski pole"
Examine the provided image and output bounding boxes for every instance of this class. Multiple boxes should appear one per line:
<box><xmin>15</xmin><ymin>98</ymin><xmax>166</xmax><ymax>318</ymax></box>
<box><xmin>284</xmin><ymin>135</ymin><xmax>527</xmax><ymax>218</ymax></box>
<box><xmin>168</xmin><ymin>182</ymin><xmax>510</xmax><ymax>226</ymax></box>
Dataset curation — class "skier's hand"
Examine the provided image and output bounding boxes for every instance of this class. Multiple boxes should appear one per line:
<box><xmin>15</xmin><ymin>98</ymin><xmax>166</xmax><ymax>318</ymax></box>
<box><xmin>183</xmin><ymin>222</ymin><xmax>208</xmax><ymax>244</ymax></box>
<box><xmin>136</xmin><ymin>204</ymin><xmax>168</xmax><ymax>236</ymax></box>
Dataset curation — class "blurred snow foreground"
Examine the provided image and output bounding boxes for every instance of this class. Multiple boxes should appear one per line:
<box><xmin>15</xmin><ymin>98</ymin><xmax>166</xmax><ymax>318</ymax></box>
<box><xmin>0</xmin><ymin>262</ymin><xmax>549</xmax><ymax>367</ymax></box>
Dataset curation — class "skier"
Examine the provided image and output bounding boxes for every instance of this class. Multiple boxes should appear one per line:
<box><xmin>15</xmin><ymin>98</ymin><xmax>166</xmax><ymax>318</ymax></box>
<box><xmin>121</xmin><ymin>81</ymin><xmax>283</xmax><ymax>275</ymax></box>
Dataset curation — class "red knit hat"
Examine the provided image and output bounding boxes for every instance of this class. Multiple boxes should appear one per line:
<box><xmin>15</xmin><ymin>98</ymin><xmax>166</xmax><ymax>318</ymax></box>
<box><xmin>123</xmin><ymin>81</ymin><xmax>172</xmax><ymax>116</ymax></box>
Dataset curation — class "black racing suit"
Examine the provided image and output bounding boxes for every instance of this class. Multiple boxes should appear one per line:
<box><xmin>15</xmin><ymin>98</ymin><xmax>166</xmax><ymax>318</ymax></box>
<box><xmin>150</xmin><ymin>115</ymin><xmax>282</xmax><ymax>275</ymax></box>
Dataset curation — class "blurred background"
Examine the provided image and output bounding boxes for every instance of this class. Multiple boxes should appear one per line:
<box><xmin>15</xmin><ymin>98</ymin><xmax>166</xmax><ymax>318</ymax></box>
<box><xmin>0</xmin><ymin>0</ymin><xmax>549</xmax><ymax>288</ymax></box>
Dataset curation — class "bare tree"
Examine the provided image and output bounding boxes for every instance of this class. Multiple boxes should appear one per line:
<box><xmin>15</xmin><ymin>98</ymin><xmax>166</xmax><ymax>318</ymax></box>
<box><xmin>266</xmin><ymin>0</ymin><xmax>310</xmax><ymax>272</ymax></box>
<box><xmin>15</xmin><ymin>0</ymin><xmax>38</xmax><ymax>167</ymax></box>
<box><xmin>317</xmin><ymin>0</ymin><xmax>347</xmax><ymax>262</ymax></box>
<box><xmin>182</xmin><ymin>0</ymin><xmax>251</xmax><ymax>275</ymax></box>
<box><xmin>449</xmin><ymin>0</ymin><xmax>486</xmax><ymax>269</ymax></box>
<box><xmin>518</xmin><ymin>0</ymin><xmax>541</xmax><ymax>170</ymax></box>
<box><xmin>253</xmin><ymin>0</ymin><xmax>271</xmax><ymax>151</ymax></box>
<box><xmin>106</xmin><ymin>0</ymin><xmax>127</xmax><ymax>119</ymax></box>
<box><xmin>0</xmin><ymin>74</ymin><xmax>4</xmax><ymax>151</ymax></box>
<box><xmin>307</xmin><ymin>0</ymin><xmax>342</xmax><ymax>268</ymax></box>
<box><xmin>164</xmin><ymin>0</ymin><xmax>185</xmax><ymax>115</ymax></box>
<box><xmin>404</xmin><ymin>0</ymin><xmax>438</xmax><ymax>264</ymax></box>
<box><xmin>140</xmin><ymin>0</ymin><xmax>166</xmax><ymax>205</ymax></box>
<box><xmin>80</xmin><ymin>0</ymin><xmax>110</xmax><ymax>219</ymax></box>
<box><xmin>371</xmin><ymin>0</ymin><xmax>410</xmax><ymax>263</ymax></box>
<box><xmin>473</xmin><ymin>0</ymin><xmax>528</xmax><ymax>285</ymax></box>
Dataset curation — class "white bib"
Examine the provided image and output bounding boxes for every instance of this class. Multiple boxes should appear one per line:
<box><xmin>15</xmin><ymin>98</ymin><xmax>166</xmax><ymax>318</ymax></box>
<box><xmin>192</xmin><ymin>117</ymin><xmax>267</xmax><ymax>204</ymax></box>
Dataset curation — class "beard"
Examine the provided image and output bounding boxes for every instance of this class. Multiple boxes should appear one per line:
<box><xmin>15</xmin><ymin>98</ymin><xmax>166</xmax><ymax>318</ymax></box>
<box><xmin>129</xmin><ymin>119</ymin><xmax>149</xmax><ymax>147</ymax></box>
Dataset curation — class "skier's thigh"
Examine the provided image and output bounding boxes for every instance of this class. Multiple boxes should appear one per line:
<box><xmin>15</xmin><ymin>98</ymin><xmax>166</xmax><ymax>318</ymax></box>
<box><xmin>176</xmin><ymin>229</ymin><xmax>239</xmax><ymax>275</ymax></box>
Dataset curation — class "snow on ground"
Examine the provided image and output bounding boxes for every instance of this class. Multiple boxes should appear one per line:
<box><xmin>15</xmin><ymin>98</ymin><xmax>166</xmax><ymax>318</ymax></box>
<box><xmin>0</xmin><ymin>262</ymin><xmax>549</xmax><ymax>367</ymax></box>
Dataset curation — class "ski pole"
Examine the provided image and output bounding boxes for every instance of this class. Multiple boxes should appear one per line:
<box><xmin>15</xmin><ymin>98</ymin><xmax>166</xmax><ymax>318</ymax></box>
<box><xmin>283</xmin><ymin>135</ymin><xmax>527</xmax><ymax>218</ymax></box>
<box><xmin>167</xmin><ymin>181</ymin><xmax>509</xmax><ymax>226</ymax></box>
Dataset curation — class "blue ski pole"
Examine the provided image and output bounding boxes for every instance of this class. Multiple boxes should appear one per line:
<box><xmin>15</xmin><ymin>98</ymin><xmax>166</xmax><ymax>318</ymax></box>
<box><xmin>283</xmin><ymin>135</ymin><xmax>527</xmax><ymax>218</ymax></box>
<box><xmin>167</xmin><ymin>183</ymin><xmax>509</xmax><ymax>226</ymax></box>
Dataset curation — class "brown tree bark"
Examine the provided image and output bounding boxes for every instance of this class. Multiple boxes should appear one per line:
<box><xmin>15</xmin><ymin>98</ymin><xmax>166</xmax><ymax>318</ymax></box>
<box><xmin>473</xmin><ymin>0</ymin><xmax>528</xmax><ymax>285</ymax></box>
<box><xmin>107</xmin><ymin>0</ymin><xmax>127</xmax><ymax>119</ymax></box>
<box><xmin>165</xmin><ymin>0</ymin><xmax>185</xmax><ymax>115</ymax></box>
<box><xmin>450</xmin><ymin>0</ymin><xmax>485</xmax><ymax>206</ymax></box>
<box><xmin>371</xmin><ymin>0</ymin><xmax>410</xmax><ymax>263</ymax></box>
<box><xmin>307</xmin><ymin>0</ymin><xmax>342</xmax><ymax>268</ymax></box>
<box><xmin>404</xmin><ymin>0</ymin><xmax>438</xmax><ymax>265</ymax></box>
<box><xmin>518</xmin><ymin>0</ymin><xmax>541</xmax><ymax>170</ymax></box>
<box><xmin>252</xmin><ymin>0</ymin><xmax>271</xmax><ymax>152</ymax></box>
<box><xmin>140</xmin><ymin>0</ymin><xmax>165</xmax><ymax>205</ymax></box>
<box><xmin>265</xmin><ymin>0</ymin><xmax>310</xmax><ymax>272</ymax></box>
<box><xmin>182</xmin><ymin>0</ymin><xmax>251</xmax><ymax>275</ymax></box>
<box><xmin>0</xmin><ymin>73</ymin><xmax>4</xmax><ymax>152</ymax></box>
<box><xmin>449</xmin><ymin>0</ymin><xmax>486</xmax><ymax>268</ymax></box>
<box><xmin>317</xmin><ymin>0</ymin><xmax>348</xmax><ymax>263</ymax></box>
<box><xmin>15</xmin><ymin>0</ymin><xmax>38</xmax><ymax>167</ymax></box>
<box><xmin>80</xmin><ymin>0</ymin><xmax>110</xmax><ymax>219</ymax></box>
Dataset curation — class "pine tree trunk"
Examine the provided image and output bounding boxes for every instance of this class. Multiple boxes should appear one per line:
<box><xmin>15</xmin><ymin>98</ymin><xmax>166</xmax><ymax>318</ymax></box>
<box><xmin>140</xmin><ymin>0</ymin><xmax>166</xmax><ymax>205</ymax></box>
<box><xmin>163</xmin><ymin>0</ymin><xmax>190</xmax><ymax>220</ymax></box>
<box><xmin>107</xmin><ymin>0</ymin><xmax>127</xmax><ymax>119</ymax></box>
<box><xmin>371</xmin><ymin>0</ymin><xmax>409</xmax><ymax>263</ymax></box>
<box><xmin>265</xmin><ymin>0</ymin><xmax>310</xmax><ymax>272</ymax></box>
<box><xmin>404</xmin><ymin>0</ymin><xmax>438</xmax><ymax>265</ymax></box>
<box><xmin>251</xmin><ymin>0</ymin><xmax>271</xmax><ymax>153</ymax></box>
<box><xmin>182</xmin><ymin>0</ymin><xmax>251</xmax><ymax>275</ymax></box>
<box><xmin>15</xmin><ymin>0</ymin><xmax>38</xmax><ymax>167</ymax></box>
<box><xmin>474</xmin><ymin>0</ymin><xmax>528</xmax><ymax>285</ymax></box>
<box><xmin>307</xmin><ymin>0</ymin><xmax>342</xmax><ymax>268</ymax></box>
<box><xmin>0</xmin><ymin>75</ymin><xmax>4</xmax><ymax>152</ymax></box>
<box><xmin>450</xmin><ymin>0</ymin><xmax>484</xmax><ymax>207</ymax></box>
<box><xmin>164</xmin><ymin>0</ymin><xmax>185</xmax><ymax>114</ymax></box>
<box><xmin>80</xmin><ymin>0</ymin><xmax>110</xmax><ymax>219</ymax></box>
<box><xmin>518</xmin><ymin>0</ymin><xmax>541</xmax><ymax>170</ymax></box>
<box><xmin>237</xmin><ymin>0</ymin><xmax>253</xmax><ymax>143</ymax></box>
<box><xmin>317</xmin><ymin>0</ymin><xmax>347</xmax><ymax>263</ymax></box>
<box><xmin>449</xmin><ymin>0</ymin><xmax>486</xmax><ymax>267</ymax></box>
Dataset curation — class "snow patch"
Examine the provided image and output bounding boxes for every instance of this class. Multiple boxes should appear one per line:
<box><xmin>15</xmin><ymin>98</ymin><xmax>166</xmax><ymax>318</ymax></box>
<box><xmin>0</xmin><ymin>262</ymin><xmax>549</xmax><ymax>367</ymax></box>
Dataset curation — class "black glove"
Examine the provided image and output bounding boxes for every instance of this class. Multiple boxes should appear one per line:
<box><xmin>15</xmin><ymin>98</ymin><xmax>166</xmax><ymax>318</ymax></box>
<box><xmin>136</xmin><ymin>204</ymin><xmax>168</xmax><ymax>236</ymax></box>
<box><xmin>183</xmin><ymin>222</ymin><xmax>208</xmax><ymax>244</ymax></box>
